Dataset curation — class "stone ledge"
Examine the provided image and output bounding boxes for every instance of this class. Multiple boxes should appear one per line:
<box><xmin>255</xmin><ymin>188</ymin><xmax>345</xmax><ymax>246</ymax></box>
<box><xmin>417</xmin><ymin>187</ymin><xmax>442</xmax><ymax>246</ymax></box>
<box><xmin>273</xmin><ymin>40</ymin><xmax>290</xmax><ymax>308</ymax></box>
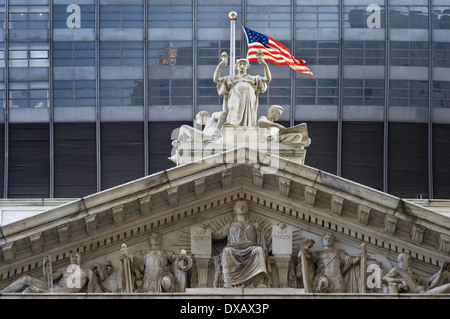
<box><xmin>1</xmin><ymin>292</ymin><xmax>449</xmax><ymax>299</ymax></box>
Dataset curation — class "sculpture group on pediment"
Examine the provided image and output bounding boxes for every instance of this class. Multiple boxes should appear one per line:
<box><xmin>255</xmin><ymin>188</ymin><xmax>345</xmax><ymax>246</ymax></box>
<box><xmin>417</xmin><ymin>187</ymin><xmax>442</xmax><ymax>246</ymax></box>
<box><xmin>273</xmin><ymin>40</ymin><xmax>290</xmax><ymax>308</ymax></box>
<box><xmin>169</xmin><ymin>51</ymin><xmax>311</xmax><ymax>166</ymax></box>
<box><xmin>1</xmin><ymin>200</ymin><xmax>449</xmax><ymax>295</ymax></box>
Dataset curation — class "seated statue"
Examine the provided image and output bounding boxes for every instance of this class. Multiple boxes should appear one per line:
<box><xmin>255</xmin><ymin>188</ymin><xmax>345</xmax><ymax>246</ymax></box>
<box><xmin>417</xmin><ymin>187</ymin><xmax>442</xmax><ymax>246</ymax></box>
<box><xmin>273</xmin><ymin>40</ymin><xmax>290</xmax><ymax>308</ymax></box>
<box><xmin>258</xmin><ymin>105</ymin><xmax>311</xmax><ymax>148</ymax></box>
<box><xmin>212</xmin><ymin>199</ymin><xmax>270</xmax><ymax>288</ymax></box>
<box><xmin>170</xmin><ymin>110</ymin><xmax>227</xmax><ymax>164</ymax></box>
<box><xmin>127</xmin><ymin>232</ymin><xmax>193</xmax><ymax>293</ymax></box>
<box><xmin>296</xmin><ymin>233</ymin><xmax>361</xmax><ymax>293</ymax></box>
<box><xmin>176</xmin><ymin>110</ymin><xmax>227</xmax><ymax>144</ymax></box>
<box><xmin>1</xmin><ymin>252</ymin><xmax>96</xmax><ymax>294</ymax></box>
<box><xmin>382</xmin><ymin>252</ymin><xmax>450</xmax><ymax>294</ymax></box>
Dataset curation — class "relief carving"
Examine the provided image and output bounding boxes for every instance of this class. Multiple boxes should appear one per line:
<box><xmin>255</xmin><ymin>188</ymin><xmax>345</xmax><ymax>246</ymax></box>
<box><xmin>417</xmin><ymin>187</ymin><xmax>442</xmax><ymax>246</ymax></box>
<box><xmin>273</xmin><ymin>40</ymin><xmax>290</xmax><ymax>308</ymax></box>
<box><xmin>382</xmin><ymin>252</ymin><xmax>450</xmax><ymax>294</ymax></box>
<box><xmin>211</xmin><ymin>199</ymin><xmax>272</xmax><ymax>288</ymax></box>
<box><xmin>296</xmin><ymin>233</ymin><xmax>362</xmax><ymax>293</ymax></box>
<box><xmin>122</xmin><ymin>232</ymin><xmax>194</xmax><ymax>293</ymax></box>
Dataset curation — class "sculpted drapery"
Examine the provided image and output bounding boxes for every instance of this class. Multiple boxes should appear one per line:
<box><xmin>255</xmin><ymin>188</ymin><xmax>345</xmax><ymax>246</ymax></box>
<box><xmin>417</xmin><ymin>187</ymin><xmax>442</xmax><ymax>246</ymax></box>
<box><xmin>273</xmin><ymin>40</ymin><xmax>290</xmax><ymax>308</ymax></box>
<box><xmin>212</xmin><ymin>200</ymin><xmax>270</xmax><ymax>288</ymax></box>
<box><xmin>216</xmin><ymin>74</ymin><xmax>267</xmax><ymax>127</ymax></box>
<box><xmin>214</xmin><ymin>51</ymin><xmax>271</xmax><ymax>127</ymax></box>
<box><xmin>297</xmin><ymin>233</ymin><xmax>361</xmax><ymax>293</ymax></box>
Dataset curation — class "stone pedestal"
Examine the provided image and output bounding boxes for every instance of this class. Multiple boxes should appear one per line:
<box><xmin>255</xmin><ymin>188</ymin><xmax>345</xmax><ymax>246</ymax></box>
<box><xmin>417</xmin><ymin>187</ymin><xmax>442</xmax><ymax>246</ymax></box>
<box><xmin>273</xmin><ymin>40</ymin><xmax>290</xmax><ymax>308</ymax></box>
<box><xmin>194</xmin><ymin>258</ymin><xmax>210</xmax><ymax>288</ymax></box>
<box><xmin>272</xmin><ymin>222</ymin><xmax>293</xmax><ymax>288</ymax></box>
<box><xmin>191</xmin><ymin>224</ymin><xmax>212</xmax><ymax>288</ymax></box>
<box><xmin>274</xmin><ymin>256</ymin><xmax>292</xmax><ymax>288</ymax></box>
<box><xmin>175</xmin><ymin>126</ymin><xmax>306</xmax><ymax>166</ymax></box>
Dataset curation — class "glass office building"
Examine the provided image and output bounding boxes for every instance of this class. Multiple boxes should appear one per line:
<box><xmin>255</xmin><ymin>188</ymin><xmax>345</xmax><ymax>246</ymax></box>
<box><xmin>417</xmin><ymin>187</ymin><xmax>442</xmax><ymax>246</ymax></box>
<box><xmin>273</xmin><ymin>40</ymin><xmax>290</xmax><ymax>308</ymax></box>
<box><xmin>0</xmin><ymin>0</ymin><xmax>449</xmax><ymax>200</ymax></box>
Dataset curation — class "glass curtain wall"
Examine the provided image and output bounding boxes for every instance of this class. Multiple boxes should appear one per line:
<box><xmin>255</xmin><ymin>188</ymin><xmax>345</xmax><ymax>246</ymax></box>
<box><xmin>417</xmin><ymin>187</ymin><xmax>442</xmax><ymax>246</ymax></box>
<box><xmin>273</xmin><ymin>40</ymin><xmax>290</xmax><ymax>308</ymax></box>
<box><xmin>0</xmin><ymin>1</ymin><xmax>449</xmax><ymax>199</ymax></box>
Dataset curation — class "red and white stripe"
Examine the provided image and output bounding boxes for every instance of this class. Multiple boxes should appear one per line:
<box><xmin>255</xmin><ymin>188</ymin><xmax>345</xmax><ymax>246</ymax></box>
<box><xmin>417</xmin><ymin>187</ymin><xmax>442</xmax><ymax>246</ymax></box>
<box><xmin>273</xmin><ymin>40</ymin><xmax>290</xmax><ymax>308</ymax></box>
<box><xmin>247</xmin><ymin>38</ymin><xmax>313</xmax><ymax>77</ymax></box>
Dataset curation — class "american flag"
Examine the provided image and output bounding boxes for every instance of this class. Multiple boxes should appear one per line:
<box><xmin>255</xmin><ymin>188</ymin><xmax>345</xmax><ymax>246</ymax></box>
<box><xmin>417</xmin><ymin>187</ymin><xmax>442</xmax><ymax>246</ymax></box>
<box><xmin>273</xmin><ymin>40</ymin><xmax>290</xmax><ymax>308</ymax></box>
<box><xmin>243</xmin><ymin>26</ymin><xmax>313</xmax><ymax>77</ymax></box>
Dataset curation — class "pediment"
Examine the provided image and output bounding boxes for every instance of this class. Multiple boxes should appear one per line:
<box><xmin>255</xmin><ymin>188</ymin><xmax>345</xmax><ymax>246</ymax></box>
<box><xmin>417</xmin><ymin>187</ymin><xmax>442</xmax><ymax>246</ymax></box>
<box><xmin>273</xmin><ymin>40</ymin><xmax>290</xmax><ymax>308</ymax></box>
<box><xmin>0</xmin><ymin>147</ymin><xmax>449</xmax><ymax>291</ymax></box>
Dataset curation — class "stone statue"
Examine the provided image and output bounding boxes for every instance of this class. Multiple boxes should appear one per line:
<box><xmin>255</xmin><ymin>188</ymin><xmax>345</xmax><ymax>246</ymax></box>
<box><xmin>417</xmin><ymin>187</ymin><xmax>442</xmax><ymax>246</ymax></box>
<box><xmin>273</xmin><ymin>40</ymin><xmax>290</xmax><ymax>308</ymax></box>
<box><xmin>382</xmin><ymin>252</ymin><xmax>450</xmax><ymax>294</ymax></box>
<box><xmin>170</xmin><ymin>110</ymin><xmax>227</xmax><ymax>164</ymax></box>
<box><xmin>175</xmin><ymin>110</ymin><xmax>227</xmax><ymax>144</ymax></box>
<box><xmin>91</xmin><ymin>260</ymin><xmax>122</xmax><ymax>293</ymax></box>
<box><xmin>127</xmin><ymin>232</ymin><xmax>193</xmax><ymax>293</ymax></box>
<box><xmin>1</xmin><ymin>252</ymin><xmax>96</xmax><ymax>294</ymax></box>
<box><xmin>212</xmin><ymin>199</ymin><xmax>270</xmax><ymax>288</ymax></box>
<box><xmin>214</xmin><ymin>51</ymin><xmax>271</xmax><ymax>127</ymax></box>
<box><xmin>296</xmin><ymin>233</ymin><xmax>361</xmax><ymax>293</ymax></box>
<box><xmin>258</xmin><ymin>105</ymin><xmax>311</xmax><ymax>147</ymax></box>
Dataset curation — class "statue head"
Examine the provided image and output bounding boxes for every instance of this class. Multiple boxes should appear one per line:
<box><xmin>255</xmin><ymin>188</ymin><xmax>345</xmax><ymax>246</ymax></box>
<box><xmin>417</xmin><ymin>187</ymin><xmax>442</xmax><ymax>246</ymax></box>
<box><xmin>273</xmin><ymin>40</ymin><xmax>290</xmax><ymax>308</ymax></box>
<box><xmin>233</xmin><ymin>199</ymin><xmax>249</xmax><ymax>219</ymax></box>
<box><xmin>235</xmin><ymin>59</ymin><xmax>250</xmax><ymax>73</ymax></box>
<box><xmin>69</xmin><ymin>252</ymin><xmax>81</xmax><ymax>265</ymax></box>
<box><xmin>149</xmin><ymin>232</ymin><xmax>161</xmax><ymax>248</ymax></box>
<box><xmin>322</xmin><ymin>232</ymin><xmax>335</xmax><ymax>248</ymax></box>
<box><xmin>268</xmin><ymin>105</ymin><xmax>284</xmax><ymax>121</ymax></box>
<box><xmin>92</xmin><ymin>260</ymin><xmax>114</xmax><ymax>282</ymax></box>
<box><xmin>397</xmin><ymin>253</ymin><xmax>411</xmax><ymax>269</ymax></box>
<box><xmin>195</xmin><ymin>110</ymin><xmax>210</xmax><ymax>126</ymax></box>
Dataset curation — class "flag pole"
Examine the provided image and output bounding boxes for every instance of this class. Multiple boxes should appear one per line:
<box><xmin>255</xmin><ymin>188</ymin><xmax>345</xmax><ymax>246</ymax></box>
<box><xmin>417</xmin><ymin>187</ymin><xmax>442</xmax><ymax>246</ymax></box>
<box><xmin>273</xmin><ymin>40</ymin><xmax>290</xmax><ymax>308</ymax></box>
<box><xmin>228</xmin><ymin>11</ymin><xmax>237</xmax><ymax>76</ymax></box>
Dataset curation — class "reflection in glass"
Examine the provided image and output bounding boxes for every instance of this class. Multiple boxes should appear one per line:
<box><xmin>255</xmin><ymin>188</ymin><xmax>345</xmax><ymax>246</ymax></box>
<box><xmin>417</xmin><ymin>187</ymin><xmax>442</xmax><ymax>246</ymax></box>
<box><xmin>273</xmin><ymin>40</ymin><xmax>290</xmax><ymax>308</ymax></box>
<box><xmin>148</xmin><ymin>79</ymin><xmax>192</xmax><ymax>106</ymax></box>
<box><xmin>390</xmin><ymin>42</ymin><xmax>428</xmax><ymax>67</ymax></box>
<box><xmin>54</xmin><ymin>80</ymin><xmax>95</xmax><ymax>108</ymax></box>
<box><xmin>148</xmin><ymin>41</ymin><xmax>193</xmax><ymax>66</ymax></box>
<box><xmin>432</xmin><ymin>7</ymin><xmax>450</xmax><ymax>29</ymax></box>
<box><xmin>344</xmin><ymin>5</ymin><xmax>386</xmax><ymax>28</ymax></box>
<box><xmin>390</xmin><ymin>6</ymin><xmax>428</xmax><ymax>29</ymax></box>
<box><xmin>433</xmin><ymin>81</ymin><xmax>450</xmax><ymax>108</ymax></box>
<box><xmin>101</xmin><ymin>80</ymin><xmax>144</xmax><ymax>107</ymax></box>
<box><xmin>296</xmin><ymin>6</ymin><xmax>339</xmax><ymax>29</ymax></box>
<box><xmin>148</xmin><ymin>4</ymin><xmax>192</xmax><ymax>28</ymax></box>
<box><xmin>390</xmin><ymin>80</ymin><xmax>428</xmax><ymax>107</ymax></box>
<box><xmin>100</xmin><ymin>5</ymin><xmax>143</xmax><ymax>28</ymax></box>
<box><xmin>9</xmin><ymin>81</ymin><xmax>49</xmax><ymax>108</ymax></box>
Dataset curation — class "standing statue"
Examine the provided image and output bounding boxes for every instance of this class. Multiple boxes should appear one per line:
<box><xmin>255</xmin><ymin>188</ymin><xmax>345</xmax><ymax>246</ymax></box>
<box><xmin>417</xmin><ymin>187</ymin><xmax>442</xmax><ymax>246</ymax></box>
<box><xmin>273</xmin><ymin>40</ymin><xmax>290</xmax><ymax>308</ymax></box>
<box><xmin>214</xmin><ymin>51</ymin><xmax>271</xmax><ymax>127</ymax></box>
<box><xmin>127</xmin><ymin>232</ymin><xmax>193</xmax><ymax>293</ymax></box>
<box><xmin>1</xmin><ymin>252</ymin><xmax>96</xmax><ymax>294</ymax></box>
<box><xmin>212</xmin><ymin>199</ymin><xmax>271</xmax><ymax>288</ymax></box>
<box><xmin>258</xmin><ymin>105</ymin><xmax>311</xmax><ymax>147</ymax></box>
<box><xmin>382</xmin><ymin>252</ymin><xmax>450</xmax><ymax>294</ymax></box>
<box><xmin>296</xmin><ymin>233</ymin><xmax>361</xmax><ymax>293</ymax></box>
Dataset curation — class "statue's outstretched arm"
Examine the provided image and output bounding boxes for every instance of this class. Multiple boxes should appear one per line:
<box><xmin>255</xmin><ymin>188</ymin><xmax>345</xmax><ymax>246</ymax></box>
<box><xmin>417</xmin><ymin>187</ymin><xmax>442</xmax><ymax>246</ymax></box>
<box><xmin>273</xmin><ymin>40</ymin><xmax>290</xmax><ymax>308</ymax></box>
<box><xmin>257</xmin><ymin>51</ymin><xmax>272</xmax><ymax>83</ymax></box>
<box><xmin>214</xmin><ymin>52</ymin><xmax>229</xmax><ymax>83</ymax></box>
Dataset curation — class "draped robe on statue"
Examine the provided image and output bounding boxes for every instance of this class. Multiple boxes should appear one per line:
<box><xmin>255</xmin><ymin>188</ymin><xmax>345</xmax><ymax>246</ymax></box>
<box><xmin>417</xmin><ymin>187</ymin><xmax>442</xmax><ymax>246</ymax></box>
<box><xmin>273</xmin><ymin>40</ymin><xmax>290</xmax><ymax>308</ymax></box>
<box><xmin>216</xmin><ymin>74</ymin><xmax>267</xmax><ymax>127</ymax></box>
<box><xmin>130</xmin><ymin>249</ymin><xmax>177</xmax><ymax>293</ymax></box>
<box><xmin>300</xmin><ymin>248</ymin><xmax>360</xmax><ymax>293</ymax></box>
<box><xmin>212</xmin><ymin>220</ymin><xmax>268</xmax><ymax>287</ymax></box>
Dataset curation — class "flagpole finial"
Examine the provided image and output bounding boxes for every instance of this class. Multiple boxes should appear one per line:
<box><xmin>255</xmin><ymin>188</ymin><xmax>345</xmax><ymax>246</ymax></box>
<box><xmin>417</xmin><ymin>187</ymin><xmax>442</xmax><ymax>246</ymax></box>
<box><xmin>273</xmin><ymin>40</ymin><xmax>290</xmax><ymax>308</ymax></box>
<box><xmin>228</xmin><ymin>11</ymin><xmax>237</xmax><ymax>20</ymax></box>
